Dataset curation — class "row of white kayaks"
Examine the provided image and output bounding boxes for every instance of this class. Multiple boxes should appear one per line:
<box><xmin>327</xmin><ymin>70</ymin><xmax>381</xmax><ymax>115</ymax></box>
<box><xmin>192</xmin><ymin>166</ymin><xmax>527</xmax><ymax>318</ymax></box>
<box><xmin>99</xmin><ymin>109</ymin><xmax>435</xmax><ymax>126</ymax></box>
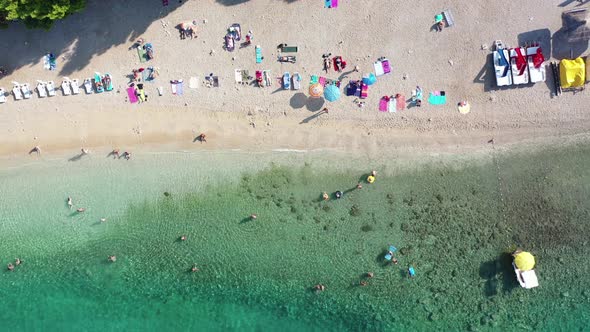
<box><xmin>493</xmin><ymin>40</ymin><xmax>546</xmax><ymax>86</ymax></box>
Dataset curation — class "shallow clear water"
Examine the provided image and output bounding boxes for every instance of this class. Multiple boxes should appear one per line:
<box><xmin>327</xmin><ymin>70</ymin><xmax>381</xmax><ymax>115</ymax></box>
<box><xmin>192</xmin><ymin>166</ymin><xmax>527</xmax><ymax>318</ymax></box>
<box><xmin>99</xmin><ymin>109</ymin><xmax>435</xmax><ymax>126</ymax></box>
<box><xmin>1</xmin><ymin>146</ymin><xmax>589</xmax><ymax>331</ymax></box>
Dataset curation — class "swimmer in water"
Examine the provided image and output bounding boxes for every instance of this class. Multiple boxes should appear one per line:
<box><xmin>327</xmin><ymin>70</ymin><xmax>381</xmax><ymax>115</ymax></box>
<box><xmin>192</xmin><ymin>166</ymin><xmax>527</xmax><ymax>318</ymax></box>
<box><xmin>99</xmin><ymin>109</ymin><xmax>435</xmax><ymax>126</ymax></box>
<box><xmin>77</xmin><ymin>208</ymin><xmax>86</xmax><ymax>213</ymax></box>
<box><xmin>314</xmin><ymin>284</ymin><xmax>326</xmax><ymax>292</ymax></box>
<box><xmin>100</xmin><ymin>218</ymin><xmax>107</xmax><ymax>222</ymax></box>
<box><xmin>67</xmin><ymin>197</ymin><xmax>73</xmax><ymax>209</ymax></box>
<box><xmin>108</xmin><ymin>255</ymin><xmax>116</xmax><ymax>262</ymax></box>
<box><xmin>7</xmin><ymin>263</ymin><xmax>14</xmax><ymax>271</ymax></box>
<box><xmin>371</xmin><ymin>170</ymin><xmax>377</xmax><ymax>177</ymax></box>
<box><xmin>191</xmin><ymin>265</ymin><xmax>199</xmax><ymax>272</ymax></box>
<box><xmin>356</xmin><ymin>183</ymin><xmax>363</xmax><ymax>190</ymax></box>
<box><xmin>180</xmin><ymin>235</ymin><xmax>187</xmax><ymax>241</ymax></box>
<box><xmin>335</xmin><ymin>191</ymin><xmax>342</xmax><ymax>199</ymax></box>
<box><xmin>15</xmin><ymin>258</ymin><xmax>22</xmax><ymax>266</ymax></box>
<box><xmin>366</xmin><ymin>272</ymin><xmax>374</xmax><ymax>278</ymax></box>
<box><xmin>250</xmin><ymin>214</ymin><xmax>257</xmax><ymax>220</ymax></box>
<box><xmin>322</xmin><ymin>192</ymin><xmax>329</xmax><ymax>201</ymax></box>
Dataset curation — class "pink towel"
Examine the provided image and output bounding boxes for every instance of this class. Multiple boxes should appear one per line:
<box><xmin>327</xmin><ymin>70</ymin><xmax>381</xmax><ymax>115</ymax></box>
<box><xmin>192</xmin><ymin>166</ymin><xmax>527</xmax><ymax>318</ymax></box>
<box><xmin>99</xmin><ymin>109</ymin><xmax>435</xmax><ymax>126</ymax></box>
<box><xmin>319</xmin><ymin>76</ymin><xmax>326</xmax><ymax>86</ymax></box>
<box><xmin>127</xmin><ymin>87</ymin><xmax>138</xmax><ymax>103</ymax></box>
<box><xmin>331</xmin><ymin>0</ymin><xmax>338</xmax><ymax>8</ymax></box>
<box><xmin>382</xmin><ymin>59</ymin><xmax>391</xmax><ymax>74</ymax></box>
<box><xmin>379</xmin><ymin>96</ymin><xmax>389</xmax><ymax>112</ymax></box>
<box><xmin>396</xmin><ymin>94</ymin><xmax>406</xmax><ymax>111</ymax></box>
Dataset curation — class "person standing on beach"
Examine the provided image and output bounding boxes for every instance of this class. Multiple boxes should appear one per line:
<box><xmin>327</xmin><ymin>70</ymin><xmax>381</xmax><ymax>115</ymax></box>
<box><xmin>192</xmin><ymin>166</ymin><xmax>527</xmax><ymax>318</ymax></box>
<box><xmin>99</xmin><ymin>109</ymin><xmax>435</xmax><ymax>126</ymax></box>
<box><xmin>29</xmin><ymin>146</ymin><xmax>41</xmax><ymax>155</ymax></box>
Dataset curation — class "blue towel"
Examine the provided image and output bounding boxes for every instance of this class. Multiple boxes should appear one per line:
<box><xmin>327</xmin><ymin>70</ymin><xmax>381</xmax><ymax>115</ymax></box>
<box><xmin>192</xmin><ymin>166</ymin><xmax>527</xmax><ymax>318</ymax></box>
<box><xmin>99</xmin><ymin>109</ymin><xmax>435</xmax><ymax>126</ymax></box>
<box><xmin>256</xmin><ymin>46</ymin><xmax>262</xmax><ymax>64</ymax></box>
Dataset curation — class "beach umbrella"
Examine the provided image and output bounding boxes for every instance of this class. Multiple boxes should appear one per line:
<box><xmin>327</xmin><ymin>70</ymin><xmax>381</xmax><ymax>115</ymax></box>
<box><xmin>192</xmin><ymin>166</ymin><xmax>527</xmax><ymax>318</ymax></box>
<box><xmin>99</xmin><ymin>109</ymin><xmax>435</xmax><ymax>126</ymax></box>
<box><xmin>309</xmin><ymin>83</ymin><xmax>323</xmax><ymax>98</ymax></box>
<box><xmin>362</xmin><ymin>73</ymin><xmax>377</xmax><ymax>86</ymax></box>
<box><xmin>323</xmin><ymin>84</ymin><xmax>341</xmax><ymax>102</ymax></box>
<box><xmin>514</xmin><ymin>252</ymin><xmax>535</xmax><ymax>271</ymax></box>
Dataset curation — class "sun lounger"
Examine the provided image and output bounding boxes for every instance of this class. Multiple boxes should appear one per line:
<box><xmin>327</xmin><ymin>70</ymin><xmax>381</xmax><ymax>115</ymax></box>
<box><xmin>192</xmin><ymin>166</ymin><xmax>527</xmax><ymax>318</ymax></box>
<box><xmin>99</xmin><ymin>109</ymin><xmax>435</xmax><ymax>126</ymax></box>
<box><xmin>0</xmin><ymin>88</ymin><xmax>6</xmax><ymax>104</ymax></box>
<box><xmin>360</xmin><ymin>83</ymin><xmax>368</xmax><ymax>99</ymax></box>
<box><xmin>510</xmin><ymin>48</ymin><xmax>529</xmax><ymax>85</ymax></box>
<box><xmin>388</xmin><ymin>98</ymin><xmax>396</xmax><ymax>112</ymax></box>
<box><xmin>256</xmin><ymin>70</ymin><xmax>263</xmax><ymax>87</ymax></box>
<box><xmin>379</xmin><ymin>96</ymin><xmax>389</xmax><ymax>112</ymax></box>
<box><xmin>103</xmin><ymin>73</ymin><xmax>114</xmax><ymax>91</ymax></box>
<box><xmin>46</xmin><ymin>81</ymin><xmax>56</xmax><ymax>97</ymax></box>
<box><xmin>62</xmin><ymin>79</ymin><xmax>72</xmax><ymax>96</ymax></box>
<box><xmin>526</xmin><ymin>46</ymin><xmax>546</xmax><ymax>83</ymax></box>
<box><xmin>12</xmin><ymin>83</ymin><xmax>23</xmax><ymax>100</ymax></box>
<box><xmin>235</xmin><ymin>69</ymin><xmax>243</xmax><ymax>83</ymax></box>
<box><xmin>443</xmin><ymin>9</ymin><xmax>454</xmax><ymax>27</ymax></box>
<box><xmin>21</xmin><ymin>83</ymin><xmax>32</xmax><ymax>99</ymax></box>
<box><xmin>171</xmin><ymin>81</ymin><xmax>177</xmax><ymax>95</ymax></box>
<box><xmin>36</xmin><ymin>81</ymin><xmax>47</xmax><ymax>98</ymax></box>
<box><xmin>127</xmin><ymin>86</ymin><xmax>138</xmax><ymax>103</ymax></box>
<box><xmin>83</xmin><ymin>78</ymin><xmax>93</xmax><ymax>94</ymax></box>
<box><xmin>255</xmin><ymin>45</ymin><xmax>262</xmax><ymax>63</ymax></box>
<box><xmin>292</xmin><ymin>72</ymin><xmax>301</xmax><ymax>90</ymax></box>
<box><xmin>493</xmin><ymin>40</ymin><xmax>512</xmax><ymax>87</ymax></box>
<box><xmin>71</xmin><ymin>79</ymin><xmax>80</xmax><ymax>94</ymax></box>
<box><xmin>225</xmin><ymin>34</ymin><xmax>235</xmax><ymax>52</ymax></box>
<box><xmin>396</xmin><ymin>94</ymin><xmax>406</xmax><ymax>111</ymax></box>
<box><xmin>176</xmin><ymin>80</ymin><xmax>184</xmax><ymax>95</ymax></box>
<box><xmin>374</xmin><ymin>61</ymin><xmax>385</xmax><ymax>76</ymax></box>
<box><xmin>263</xmin><ymin>70</ymin><xmax>272</xmax><ymax>87</ymax></box>
<box><xmin>283</xmin><ymin>72</ymin><xmax>290</xmax><ymax>90</ymax></box>
<box><xmin>513</xmin><ymin>264</ymin><xmax>539</xmax><ymax>289</ymax></box>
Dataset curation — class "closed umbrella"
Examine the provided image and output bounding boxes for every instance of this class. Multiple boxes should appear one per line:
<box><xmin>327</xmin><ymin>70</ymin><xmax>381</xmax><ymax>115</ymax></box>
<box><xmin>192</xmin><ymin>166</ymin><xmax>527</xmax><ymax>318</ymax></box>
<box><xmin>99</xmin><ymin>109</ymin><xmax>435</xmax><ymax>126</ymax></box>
<box><xmin>323</xmin><ymin>84</ymin><xmax>341</xmax><ymax>102</ymax></box>
<box><xmin>514</xmin><ymin>252</ymin><xmax>535</xmax><ymax>271</ymax></box>
<box><xmin>362</xmin><ymin>73</ymin><xmax>377</xmax><ymax>85</ymax></box>
<box><xmin>309</xmin><ymin>83</ymin><xmax>323</xmax><ymax>98</ymax></box>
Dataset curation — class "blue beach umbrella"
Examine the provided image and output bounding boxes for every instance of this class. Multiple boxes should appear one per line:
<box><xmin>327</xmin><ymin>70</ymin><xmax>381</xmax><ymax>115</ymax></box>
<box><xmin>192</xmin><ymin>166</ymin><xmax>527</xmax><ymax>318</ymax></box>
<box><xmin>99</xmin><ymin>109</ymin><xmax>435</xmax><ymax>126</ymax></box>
<box><xmin>362</xmin><ymin>73</ymin><xmax>377</xmax><ymax>85</ymax></box>
<box><xmin>323</xmin><ymin>84</ymin><xmax>341</xmax><ymax>102</ymax></box>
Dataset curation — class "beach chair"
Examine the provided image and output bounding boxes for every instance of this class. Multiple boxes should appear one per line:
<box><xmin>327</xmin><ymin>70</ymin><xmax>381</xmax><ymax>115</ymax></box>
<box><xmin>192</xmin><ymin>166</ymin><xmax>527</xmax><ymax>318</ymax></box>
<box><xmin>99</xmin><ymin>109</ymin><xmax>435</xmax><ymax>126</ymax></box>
<box><xmin>255</xmin><ymin>45</ymin><xmax>263</xmax><ymax>63</ymax></box>
<box><xmin>177</xmin><ymin>79</ymin><xmax>184</xmax><ymax>94</ymax></box>
<box><xmin>443</xmin><ymin>9</ymin><xmax>455</xmax><ymax>27</ymax></box>
<box><xmin>292</xmin><ymin>72</ymin><xmax>301</xmax><ymax>90</ymax></box>
<box><xmin>46</xmin><ymin>81</ymin><xmax>56</xmax><ymax>97</ymax></box>
<box><xmin>127</xmin><ymin>86</ymin><xmax>138</xmax><ymax>103</ymax></box>
<box><xmin>384</xmin><ymin>245</ymin><xmax>397</xmax><ymax>261</ymax></box>
<box><xmin>526</xmin><ymin>46</ymin><xmax>546</xmax><ymax>83</ymax></box>
<box><xmin>263</xmin><ymin>70</ymin><xmax>272</xmax><ymax>87</ymax></box>
<box><xmin>36</xmin><ymin>81</ymin><xmax>47</xmax><ymax>98</ymax></box>
<box><xmin>190</xmin><ymin>76</ymin><xmax>199</xmax><ymax>88</ymax></box>
<box><xmin>513</xmin><ymin>264</ymin><xmax>539</xmax><ymax>289</ymax></box>
<box><xmin>22</xmin><ymin>83</ymin><xmax>32</xmax><ymax>99</ymax></box>
<box><xmin>71</xmin><ymin>79</ymin><xmax>80</xmax><ymax>94</ymax></box>
<box><xmin>283</xmin><ymin>72</ymin><xmax>291</xmax><ymax>90</ymax></box>
<box><xmin>493</xmin><ymin>40</ymin><xmax>512</xmax><ymax>87</ymax></box>
<box><xmin>62</xmin><ymin>79</ymin><xmax>72</xmax><ymax>96</ymax></box>
<box><xmin>0</xmin><ymin>88</ymin><xmax>6</xmax><ymax>103</ymax></box>
<box><xmin>83</xmin><ymin>78</ymin><xmax>93</xmax><ymax>94</ymax></box>
<box><xmin>510</xmin><ymin>48</ymin><xmax>529</xmax><ymax>85</ymax></box>
<box><xmin>12</xmin><ymin>83</ymin><xmax>23</xmax><ymax>100</ymax></box>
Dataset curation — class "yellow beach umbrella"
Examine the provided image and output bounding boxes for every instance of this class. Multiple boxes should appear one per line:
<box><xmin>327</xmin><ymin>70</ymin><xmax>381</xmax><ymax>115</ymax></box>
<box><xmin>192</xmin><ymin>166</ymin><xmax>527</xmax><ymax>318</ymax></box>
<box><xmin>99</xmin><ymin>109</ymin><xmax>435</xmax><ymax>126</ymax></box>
<box><xmin>514</xmin><ymin>251</ymin><xmax>535</xmax><ymax>271</ymax></box>
<box><xmin>309</xmin><ymin>83</ymin><xmax>323</xmax><ymax>98</ymax></box>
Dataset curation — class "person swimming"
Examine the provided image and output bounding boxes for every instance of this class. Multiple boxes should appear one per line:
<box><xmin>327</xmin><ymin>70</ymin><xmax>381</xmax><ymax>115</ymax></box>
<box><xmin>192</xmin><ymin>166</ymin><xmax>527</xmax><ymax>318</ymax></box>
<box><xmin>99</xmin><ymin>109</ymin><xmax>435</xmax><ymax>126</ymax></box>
<box><xmin>67</xmin><ymin>197</ymin><xmax>73</xmax><ymax>209</ymax></box>
<box><xmin>15</xmin><ymin>258</ymin><xmax>22</xmax><ymax>266</ymax></box>
<box><xmin>77</xmin><ymin>208</ymin><xmax>86</xmax><ymax>213</ymax></box>
<box><xmin>180</xmin><ymin>235</ymin><xmax>187</xmax><ymax>241</ymax></box>
<box><xmin>7</xmin><ymin>263</ymin><xmax>14</xmax><ymax>271</ymax></box>
<box><xmin>314</xmin><ymin>284</ymin><xmax>326</xmax><ymax>292</ymax></box>
<box><xmin>335</xmin><ymin>191</ymin><xmax>342</xmax><ymax>199</ymax></box>
<box><xmin>108</xmin><ymin>255</ymin><xmax>116</xmax><ymax>262</ymax></box>
<box><xmin>322</xmin><ymin>192</ymin><xmax>329</xmax><ymax>201</ymax></box>
<box><xmin>191</xmin><ymin>265</ymin><xmax>199</xmax><ymax>272</ymax></box>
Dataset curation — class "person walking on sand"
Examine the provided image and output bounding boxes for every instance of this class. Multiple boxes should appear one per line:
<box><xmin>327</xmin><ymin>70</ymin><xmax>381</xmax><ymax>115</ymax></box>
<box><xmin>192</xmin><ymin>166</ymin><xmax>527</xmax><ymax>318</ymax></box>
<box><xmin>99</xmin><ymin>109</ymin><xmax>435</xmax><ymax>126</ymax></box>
<box><xmin>111</xmin><ymin>149</ymin><xmax>120</xmax><ymax>159</ymax></box>
<box><xmin>197</xmin><ymin>133</ymin><xmax>207</xmax><ymax>143</ymax></box>
<box><xmin>122</xmin><ymin>151</ymin><xmax>131</xmax><ymax>160</ymax></box>
<box><xmin>81</xmin><ymin>148</ymin><xmax>89</xmax><ymax>155</ymax></box>
<box><xmin>29</xmin><ymin>146</ymin><xmax>41</xmax><ymax>155</ymax></box>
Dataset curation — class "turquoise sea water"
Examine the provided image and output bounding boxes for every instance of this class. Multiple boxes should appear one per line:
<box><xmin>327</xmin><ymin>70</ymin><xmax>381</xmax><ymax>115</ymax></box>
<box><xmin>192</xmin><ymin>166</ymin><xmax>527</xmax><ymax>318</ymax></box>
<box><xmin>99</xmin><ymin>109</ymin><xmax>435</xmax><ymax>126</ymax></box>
<box><xmin>1</xmin><ymin>146</ymin><xmax>589</xmax><ymax>331</ymax></box>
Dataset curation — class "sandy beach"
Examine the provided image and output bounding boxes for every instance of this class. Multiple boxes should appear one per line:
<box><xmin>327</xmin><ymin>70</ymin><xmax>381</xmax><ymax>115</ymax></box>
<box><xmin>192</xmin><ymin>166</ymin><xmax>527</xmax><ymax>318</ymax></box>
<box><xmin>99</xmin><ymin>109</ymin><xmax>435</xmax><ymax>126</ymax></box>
<box><xmin>0</xmin><ymin>0</ymin><xmax>588</xmax><ymax>160</ymax></box>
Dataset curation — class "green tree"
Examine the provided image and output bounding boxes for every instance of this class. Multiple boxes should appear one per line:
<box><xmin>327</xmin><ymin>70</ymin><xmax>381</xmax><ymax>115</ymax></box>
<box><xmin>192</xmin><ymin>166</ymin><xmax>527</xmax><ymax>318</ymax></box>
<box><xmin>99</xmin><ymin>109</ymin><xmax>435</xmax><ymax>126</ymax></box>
<box><xmin>0</xmin><ymin>0</ymin><xmax>86</xmax><ymax>29</ymax></box>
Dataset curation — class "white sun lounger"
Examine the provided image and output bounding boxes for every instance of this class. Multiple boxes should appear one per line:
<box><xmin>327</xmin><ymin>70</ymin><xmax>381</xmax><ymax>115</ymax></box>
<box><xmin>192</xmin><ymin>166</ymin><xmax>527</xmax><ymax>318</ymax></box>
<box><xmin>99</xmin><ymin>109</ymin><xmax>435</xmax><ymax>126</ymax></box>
<box><xmin>36</xmin><ymin>81</ymin><xmax>47</xmax><ymax>98</ymax></box>
<box><xmin>493</xmin><ymin>41</ymin><xmax>512</xmax><ymax>87</ymax></box>
<box><xmin>514</xmin><ymin>264</ymin><xmax>539</xmax><ymax>289</ymax></box>
<box><xmin>46</xmin><ymin>81</ymin><xmax>56</xmax><ymax>97</ymax></box>
<box><xmin>510</xmin><ymin>48</ymin><xmax>529</xmax><ymax>85</ymax></box>
<box><xmin>21</xmin><ymin>83</ymin><xmax>32</xmax><ymax>99</ymax></box>
<box><xmin>0</xmin><ymin>88</ymin><xmax>6</xmax><ymax>103</ymax></box>
<box><xmin>83</xmin><ymin>78</ymin><xmax>92</xmax><ymax>94</ymax></box>
<box><xmin>12</xmin><ymin>83</ymin><xmax>23</xmax><ymax>100</ymax></box>
<box><xmin>292</xmin><ymin>72</ymin><xmax>301</xmax><ymax>90</ymax></box>
<box><xmin>71</xmin><ymin>79</ymin><xmax>80</xmax><ymax>94</ymax></box>
<box><xmin>373</xmin><ymin>61</ymin><xmax>385</xmax><ymax>77</ymax></box>
<box><xmin>62</xmin><ymin>79</ymin><xmax>72</xmax><ymax>95</ymax></box>
<box><xmin>526</xmin><ymin>46</ymin><xmax>546</xmax><ymax>83</ymax></box>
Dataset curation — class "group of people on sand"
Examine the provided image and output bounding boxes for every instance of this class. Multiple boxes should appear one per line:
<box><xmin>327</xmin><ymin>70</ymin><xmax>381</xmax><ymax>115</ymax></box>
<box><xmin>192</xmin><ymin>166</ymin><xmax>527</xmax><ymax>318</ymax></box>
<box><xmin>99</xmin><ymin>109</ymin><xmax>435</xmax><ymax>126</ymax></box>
<box><xmin>322</xmin><ymin>170</ymin><xmax>377</xmax><ymax>201</ymax></box>
<box><xmin>109</xmin><ymin>149</ymin><xmax>131</xmax><ymax>160</ymax></box>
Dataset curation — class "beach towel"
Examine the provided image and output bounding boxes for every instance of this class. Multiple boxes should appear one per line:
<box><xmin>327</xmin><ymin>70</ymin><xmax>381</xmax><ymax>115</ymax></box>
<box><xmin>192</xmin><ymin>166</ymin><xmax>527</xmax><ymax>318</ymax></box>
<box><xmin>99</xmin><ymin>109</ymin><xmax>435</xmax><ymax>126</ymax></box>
<box><xmin>255</xmin><ymin>45</ymin><xmax>262</xmax><ymax>63</ymax></box>
<box><xmin>533</xmin><ymin>48</ymin><xmax>545</xmax><ymax>69</ymax></box>
<box><xmin>142</xmin><ymin>67</ymin><xmax>153</xmax><ymax>82</ymax></box>
<box><xmin>325</xmin><ymin>0</ymin><xmax>332</xmax><ymax>8</ymax></box>
<box><xmin>331</xmin><ymin>0</ymin><xmax>338</xmax><ymax>7</ymax></box>
<box><xmin>360</xmin><ymin>83</ymin><xmax>368</xmax><ymax>99</ymax></box>
<box><xmin>515</xmin><ymin>48</ymin><xmax>527</xmax><ymax>75</ymax></box>
<box><xmin>127</xmin><ymin>87</ymin><xmax>138</xmax><ymax>103</ymax></box>
<box><xmin>388</xmin><ymin>99</ymin><xmax>396</xmax><ymax>112</ymax></box>
<box><xmin>177</xmin><ymin>80</ymin><xmax>184</xmax><ymax>95</ymax></box>
<box><xmin>428</xmin><ymin>91</ymin><xmax>446</xmax><ymax>105</ymax></box>
<box><xmin>379</xmin><ymin>96</ymin><xmax>389</xmax><ymax>112</ymax></box>
<box><xmin>310</xmin><ymin>75</ymin><xmax>319</xmax><ymax>85</ymax></box>
<box><xmin>346</xmin><ymin>81</ymin><xmax>356</xmax><ymax>96</ymax></box>
<box><xmin>282</xmin><ymin>46</ymin><xmax>298</xmax><ymax>53</ymax></box>
<box><xmin>319</xmin><ymin>76</ymin><xmax>327</xmax><ymax>86</ymax></box>
<box><xmin>382</xmin><ymin>59</ymin><xmax>391</xmax><ymax>74</ymax></box>
<box><xmin>374</xmin><ymin>61</ymin><xmax>385</xmax><ymax>76</ymax></box>
<box><xmin>396</xmin><ymin>94</ymin><xmax>406</xmax><ymax>111</ymax></box>
<box><xmin>137</xmin><ymin>47</ymin><xmax>147</xmax><ymax>63</ymax></box>
<box><xmin>189</xmin><ymin>77</ymin><xmax>198</xmax><ymax>88</ymax></box>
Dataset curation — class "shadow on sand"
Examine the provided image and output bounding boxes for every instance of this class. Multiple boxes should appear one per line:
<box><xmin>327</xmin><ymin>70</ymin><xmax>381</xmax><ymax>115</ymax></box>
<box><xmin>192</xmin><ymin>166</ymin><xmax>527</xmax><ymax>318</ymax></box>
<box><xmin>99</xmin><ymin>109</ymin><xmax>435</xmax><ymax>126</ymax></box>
<box><xmin>0</xmin><ymin>0</ymin><xmax>189</xmax><ymax>76</ymax></box>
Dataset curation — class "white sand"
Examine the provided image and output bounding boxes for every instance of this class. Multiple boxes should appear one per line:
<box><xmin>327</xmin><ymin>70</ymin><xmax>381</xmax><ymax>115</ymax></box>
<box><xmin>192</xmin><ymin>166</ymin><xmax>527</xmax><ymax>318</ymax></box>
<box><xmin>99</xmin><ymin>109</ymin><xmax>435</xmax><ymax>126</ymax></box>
<box><xmin>0</xmin><ymin>0</ymin><xmax>588</xmax><ymax>159</ymax></box>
